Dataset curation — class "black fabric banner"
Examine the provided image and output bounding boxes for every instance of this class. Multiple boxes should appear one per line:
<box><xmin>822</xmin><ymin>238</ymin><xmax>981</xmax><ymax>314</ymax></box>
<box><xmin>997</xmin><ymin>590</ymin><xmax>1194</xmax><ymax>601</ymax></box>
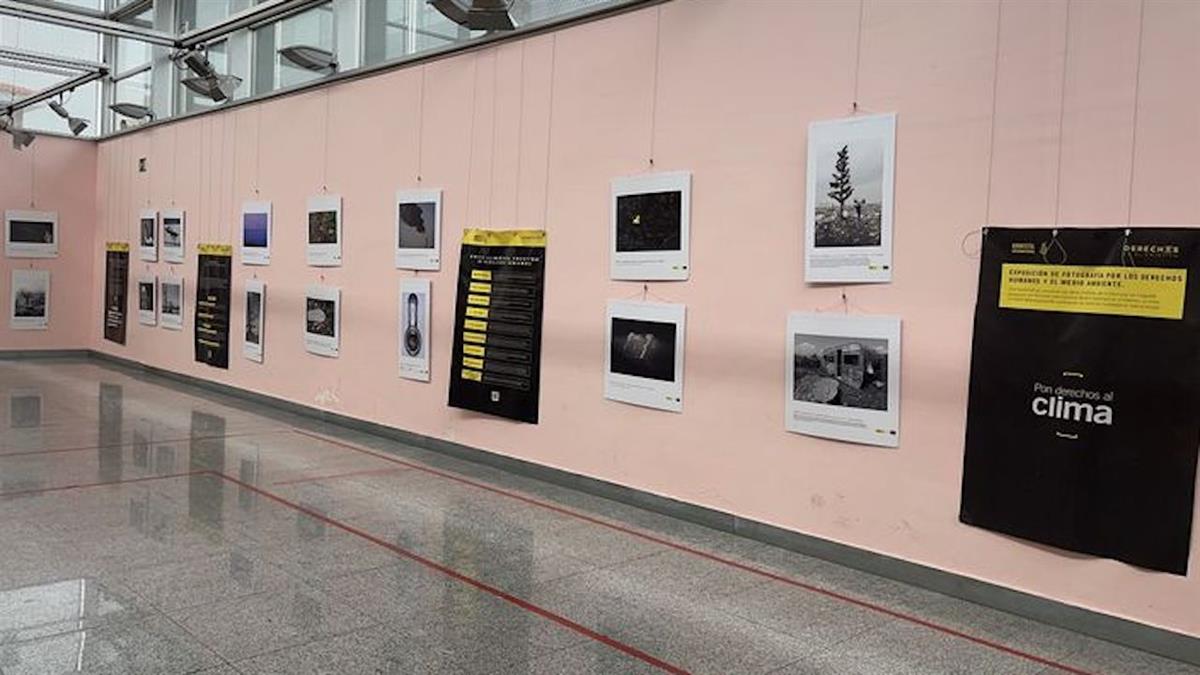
<box><xmin>961</xmin><ymin>227</ymin><xmax>1200</xmax><ymax>574</ymax></box>
<box><xmin>195</xmin><ymin>245</ymin><xmax>232</xmax><ymax>369</ymax></box>
<box><xmin>103</xmin><ymin>244</ymin><xmax>129</xmax><ymax>345</ymax></box>
<box><xmin>448</xmin><ymin>229</ymin><xmax>546</xmax><ymax>424</ymax></box>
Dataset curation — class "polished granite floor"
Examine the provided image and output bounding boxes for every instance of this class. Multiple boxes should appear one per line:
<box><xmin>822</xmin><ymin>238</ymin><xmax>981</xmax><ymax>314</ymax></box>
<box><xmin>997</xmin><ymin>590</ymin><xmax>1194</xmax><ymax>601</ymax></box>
<box><xmin>0</xmin><ymin>359</ymin><xmax>1196</xmax><ymax>675</ymax></box>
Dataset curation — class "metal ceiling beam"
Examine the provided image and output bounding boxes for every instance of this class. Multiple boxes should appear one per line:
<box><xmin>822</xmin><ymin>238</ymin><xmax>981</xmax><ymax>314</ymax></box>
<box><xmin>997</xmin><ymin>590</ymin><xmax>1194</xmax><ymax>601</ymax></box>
<box><xmin>0</xmin><ymin>0</ymin><xmax>177</xmax><ymax>47</ymax></box>
<box><xmin>178</xmin><ymin>0</ymin><xmax>327</xmax><ymax>48</ymax></box>
<box><xmin>3</xmin><ymin>67</ymin><xmax>109</xmax><ymax>116</ymax></box>
<box><xmin>0</xmin><ymin>45</ymin><xmax>107</xmax><ymax>73</ymax></box>
<box><xmin>106</xmin><ymin>0</ymin><xmax>152</xmax><ymax>23</ymax></box>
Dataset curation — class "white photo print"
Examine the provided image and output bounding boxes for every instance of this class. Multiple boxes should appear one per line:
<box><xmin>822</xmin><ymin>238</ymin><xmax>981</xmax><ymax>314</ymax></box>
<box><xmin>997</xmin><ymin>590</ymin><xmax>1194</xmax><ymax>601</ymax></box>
<box><xmin>306</xmin><ymin>194</ymin><xmax>342</xmax><ymax>267</ymax></box>
<box><xmin>605</xmin><ymin>300</ymin><xmax>686</xmax><ymax>413</ymax></box>
<box><xmin>138</xmin><ymin>276</ymin><xmax>157</xmax><ymax>326</ymax></box>
<box><xmin>161</xmin><ymin>209</ymin><xmax>186</xmax><ymax>263</ymax></box>
<box><xmin>304</xmin><ymin>284</ymin><xmax>340</xmax><ymax>357</ymax></box>
<box><xmin>786</xmin><ymin>312</ymin><xmax>901</xmax><ymax>447</ymax></box>
<box><xmin>399</xmin><ymin>278</ymin><xmax>431</xmax><ymax>382</ymax></box>
<box><xmin>5</xmin><ymin>210</ymin><xmax>58</xmax><ymax>258</ymax></box>
<box><xmin>139</xmin><ymin>209</ymin><xmax>158</xmax><ymax>262</ymax></box>
<box><xmin>804</xmin><ymin>113</ymin><xmax>896</xmax><ymax>283</ymax></box>
<box><xmin>611</xmin><ymin>172</ymin><xmax>691</xmax><ymax>281</ymax></box>
<box><xmin>244</xmin><ymin>279</ymin><xmax>265</xmax><ymax>363</ymax></box>
<box><xmin>395</xmin><ymin>189</ymin><xmax>442</xmax><ymax>270</ymax></box>
<box><xmin>9</xmin><ymin>269</ymin><xmax>49</xmax><ymax>330</ymax></box>
<box><xmin>160</xmin><ymin>278</ymin><xmax>183</xmax><ymax>330</ymax></box>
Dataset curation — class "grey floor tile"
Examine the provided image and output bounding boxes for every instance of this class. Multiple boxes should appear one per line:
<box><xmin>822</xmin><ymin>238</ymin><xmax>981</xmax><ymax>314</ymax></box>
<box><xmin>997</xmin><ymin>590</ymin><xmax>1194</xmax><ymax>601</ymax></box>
<box><xmin>235</xmin><ymin>625</ymin><xmax>460</xmax><ymax>674</ymax></box>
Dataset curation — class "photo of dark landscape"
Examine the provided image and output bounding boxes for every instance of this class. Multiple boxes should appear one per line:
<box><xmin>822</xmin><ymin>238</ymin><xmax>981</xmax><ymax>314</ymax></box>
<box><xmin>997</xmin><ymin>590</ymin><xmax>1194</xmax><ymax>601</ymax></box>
<box><xmin>398</xmin><ymin>202</ymin><xmax>436</xmax><ymax>249</ymax></box>
<box><xmin>813</xmin><ymin>137</ymin><xmax>885</xmax><ymax>248</ymax></box>
<box><xmin>13</xmin><ymin>286</ymin><xmax>46</xmax><ymax>318</ymax></box>
<box><xmin>308</xmin><ymin>210</ymin><xmax>338</xmax><ymax>244</ymax></box>
<box><xmin>243</xmin><ymin>212</ymin><xmax>269</xmax><ymax>248</ymax></box>
<box><xmin>610</xmin><ymin>317</ymin><xmax>677</xmax><ymax>382</ymax></box>
<box><xmin>162</xmin><ymin>284</ymin><xmax>181</xmax><ymax>316</ymax></box>
<box><xmin>139</xmin><ymin>282</ymin><xmax>154</xmax><ymax>311</ymax></box>
<box><xmin>616</xmin><ymin>191</ymin><xmax>682</xmax><ymax>252</ymax></box>
<box><xmin>163</xmin><ymin>220</ymin><xmax>182</xmax><ymax>247</ymax></box>
<box><xmin>246</xmin><ymin>291</ymin><xmax>262</xmax><ymax>344</ymax></box>
<box><xmin>793</xmin><ymin>334</ymin><xmax>888</xmax><ymax>410</ymax></box>
<box><xmin>140</xmin><ymin>218</ymin><xmax>156</xmax><ymax>247</ymax></box>
<box><xmin>10</xmin><ymin>219</ymin><xmax>54</xmax><ymax>244</ymax></box>
<box><xmin>306</xmin><ymin>297</ymin><xmax>336</xmax><ymax>337</ymax></box>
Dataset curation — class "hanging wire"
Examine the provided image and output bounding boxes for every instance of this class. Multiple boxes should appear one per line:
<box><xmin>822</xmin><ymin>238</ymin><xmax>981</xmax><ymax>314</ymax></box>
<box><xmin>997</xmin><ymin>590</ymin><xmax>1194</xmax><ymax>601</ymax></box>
<box><xmin>463</xmin><ymin>54</ymin><xmax>480</xmax><ymax>227</ymax></box>
<box><xmin>541</xmin><ymin>34</ymin><xmax>558</xmax><ymax>232</ymax></box>
<box><xmin>487</xmin><ymin>48</ymin><xmax>499</xmax><ymax>225</ymax></box>
<box><xmin>981</xmin><ymin>0</ymin><xmax>1003</xmax><ymax>229</ymax></box>
<box><xmin>647</xmin><ymin>4</ymin><xmax>663</xmax><ymax>167</ymax></box>
<box><xmin>850</xmin><ymin>0</ymin><xmax>865</xmax><ymax>114</ymax></box>
<box><xmin>416</xmin><ymin>64</ymin><xmax>426</xmax><ymax>183</ymax></box>
<box><xmin>1124</xmin><ymin>0</ymin><xmax>1146</xmax><ymax>226</ymax></box>
<box><xmin>514</xmin><ymin>41</ymin><xmax>526</xmax><ymax>225</ymax></box>
<box><xmin>1051</xmin><ymin>0</ymin><xmax>1073</xmax><ymax>226</ymax></box>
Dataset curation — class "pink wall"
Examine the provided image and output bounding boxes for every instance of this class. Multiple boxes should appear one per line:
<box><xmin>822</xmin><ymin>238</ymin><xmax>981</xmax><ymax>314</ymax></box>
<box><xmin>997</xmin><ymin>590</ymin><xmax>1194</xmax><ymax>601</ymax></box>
<box><xmin>88</xmin><ymin>0</ymin><xmax>1200</xmax><ymax>636</ymax></box>
<box><xmin>0</xmin><ymin>135</ymin><xmax>96</xmax><ymax>350</ymax></box>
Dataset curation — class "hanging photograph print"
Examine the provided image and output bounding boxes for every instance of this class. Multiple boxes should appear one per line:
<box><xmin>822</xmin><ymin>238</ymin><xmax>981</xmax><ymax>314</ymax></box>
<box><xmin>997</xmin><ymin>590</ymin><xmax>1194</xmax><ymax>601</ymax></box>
<box><xmin>304</xmin><ymin>285</ymin><xmax>340</xmax><ymax>358</ymax></box>
<box><xmin>103</xmin><ymin>243</ymin><xmax>129</xmax><ymax>344</ymax></box>
<box><xmin>9</xmin><ymin>269</ymin><xmax>49</xmax><ymax>330</ymax></box>
<box><xmin>139</xmin><ymin>209</ymin><xmax>158</xmax><ymax>262</ymax></box>
<box><xmin>399</xmin><ymin>278</ymin><xmax>432</xmax><ymax>382</ymax></box>
<box><xmin>804</xmin><ymin>113</ymin><xmax>895</xmax><ymax>283</ymax></box>
<box><xmin>449</xmin><ymin>229</ymin><xmax>546</xmax><ymax>424</ymax></box>
<box><xmin>162</xmin><ymin>209</ymin><xmax>186</xmax><ymax>264</ymax></box>
<box><xmin>241</xmin><ymin>201</ymin><xmax>272</xmax><ymax>265</ymax></box>
<box><xmin>604</xmin><ymin>301</ymin><xmax>686</xmax><ymax>412</ymax></box>
<box><xmin>395</xmin><ymin>189</ymin><xmax>442</xmax><ymax>270</ymax></box>
<box><xmin>160</xmin><ymin>278</ymin><xmax>183</xmax><ymax>330</ymax></box>
<box><xmin>961</xmin><ymin>227</ymin><xmax>1200</xmax><ymax>574</ymax></box>
<box><xmin>306</xmin><ymin>194</ymin><xmax>342</xmax><ymax>267</ymax></box>
<box><xmin>5</xmin><ymin>210</ymin><xmax>58</xmax><ymax>258</ymax></box>
<box><xmin>244</xmin><ymin>279</ymin><xmax>265</xmax><ymax>363</ymax></box>
<box><xmin>786</xmin><ymin>312</ymin><xmax>900</xmax><ymax>447</ymax></box>
<box><xmin>610</xmin><ymin>172</ymin><xmax>691</xmax><ymax>281</ymax></box>
<box><xmin>195</xmin><ymin>244</ymin><xmax>232</xmax><ymax>369</ymax></box>
<box><xmin>137</xmin><ymin>276</ymin><xmax>157</xmax><ymax>326</ymax></box>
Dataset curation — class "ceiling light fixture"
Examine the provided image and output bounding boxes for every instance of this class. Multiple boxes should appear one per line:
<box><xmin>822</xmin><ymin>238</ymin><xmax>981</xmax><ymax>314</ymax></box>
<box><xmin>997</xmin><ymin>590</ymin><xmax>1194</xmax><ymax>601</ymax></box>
<box><xmin>171</xmin><ymin>47</ymin><xmax>242</xmax><ymax>102</ymax></box>
<box><xmin>278</xmin><ymin>45</ymin><xmax>337</xmax><ymax>72</ymax></box>
<box><xmin>0</xmin><ymin>114</ymin><xmax>35</xmax><ymax>150</ymax></box>
<box><xmin>109</xmin><ymin>102</ymin><xmax>154</xmax><ymax>120</ymax></box>
<box><xmin>48</xmin><ymin>97</ymin><xmax>89</xmax><ymax>135</ymax></box>
<box><xmin>428</xmin><ymin>0</ymin><xmax>516</xmax><ymax>31</ymax></box>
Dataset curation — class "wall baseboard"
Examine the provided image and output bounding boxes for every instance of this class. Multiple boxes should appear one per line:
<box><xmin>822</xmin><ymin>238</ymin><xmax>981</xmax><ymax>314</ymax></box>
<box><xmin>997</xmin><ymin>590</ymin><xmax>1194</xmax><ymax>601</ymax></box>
<box><xmin>0</xmin><ymin>349</ymin><xmax>91</xmax><ymax>360</ymax></box>
<box><xmin>6</xmin><ymin>348</ymin><xmax>1197</xmax><ymax>665</ymax></box>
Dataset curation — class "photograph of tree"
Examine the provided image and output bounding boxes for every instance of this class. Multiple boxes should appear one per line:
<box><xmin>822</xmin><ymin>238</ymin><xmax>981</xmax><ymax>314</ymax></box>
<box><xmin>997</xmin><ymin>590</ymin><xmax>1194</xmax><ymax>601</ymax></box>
<box><xmin>306</xmin><ymin>297</ymin><xmax>336</xmax><ymax>337</ymax></box>
<box><xmin>398</xmin><ymin>202</ymin><xmax>436</xmax><ymax>249</ymax></box>
<box><xmin>813</xmin><ymin>138</ymin><xmax>884</xmax><ymax>248</ymax></box>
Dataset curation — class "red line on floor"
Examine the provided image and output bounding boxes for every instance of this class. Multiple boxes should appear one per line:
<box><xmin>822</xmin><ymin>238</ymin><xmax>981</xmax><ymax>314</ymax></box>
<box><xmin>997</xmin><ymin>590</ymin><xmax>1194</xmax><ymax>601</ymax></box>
<box><xmin>290</xmin><ymin>428</ymin><xmax>1092</xmax><ymax>675</ymax></box>
<box><xmin>271</xmin><ymin>466</ymin><xmax>407</xmax><ymax>486</ymax></box>
<box><xmin>0</xmin><ymin>471</ymin><xmax>206</xmax><ymax>499</ymax></box>
<box><xmin>210</xmin><ymin>470</ymin><xmax>688</xmax><ymax>674</ymax></box>
<box><xmin>0</xmin><ymin>429</ymin><xmax>291</xmax><ymax>458</ymax></box>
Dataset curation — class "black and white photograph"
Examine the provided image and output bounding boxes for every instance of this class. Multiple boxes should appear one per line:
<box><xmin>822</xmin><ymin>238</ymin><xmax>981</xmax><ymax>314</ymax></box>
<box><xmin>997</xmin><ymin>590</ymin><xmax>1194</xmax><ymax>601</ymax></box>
<box><xmin>611</xmin><ymin>172</ymin><xmax>691</xmax><ymax>281</ymax></box>
<box><xmin>805</xmin><ymin>113</ymin><xmax>896</xmax><ymax>283</ymax></box>
<box><xmin>9</xmin><ymin>269</ymin><xmax>49</xmax><ymax>330</ymax></box>
<box><xmin>162</xmin><ymin>209</ymin><xmax>185</xmax><ymax>263</ymax></box>
<box><xmin>786</xmin><ymin>312</ymin><xmax>901</xmax><ymax>447</ymax></box>
<box><xmin>5</xmin><ymin>209</ymin><xmax>58</xmax><ymax>258</ymax></box>
<box><xmin>244</xmin><ymin>280</ymin><xmax>265</xmax><ymax>363</ymax></box>
<box><xmin>138</xmin><ymin>276</ymin><xmax>157</xmax><ymax>326</ymax></box>
<box><xmin>304</xmin><ymin>285</ymin><xmax>340</xmax><ymax>357</ymax></box>
<box><xmin>395</xmin><ymin>189</ymin><xmax>441</xmax><ymax>270</ymax></box>
<box><xmin>160</xmin><ymin>278</ymin><xmax>183</xmax><ymax>330</ymax></box>
<box><xmin>399</xmin><ymin>278</ymin><xmax>431</xmax><ymax>382</ymax></box>
<box><xmin>604</xmin><ymin>300</ymin><xmax>686</xmax><ymax>412</ymax></box>
<box><xmin>139</xmin><ymin>209</ymin><xmax>158</xmax><ymax>262</ymax></box>
<box><xmin>241</xmin><ymin>201</ymin><xmax>272</xmax><ymax>266</ymax></box>
<box><xmin>9</xmin><ymin>392</ymin><xmax>41</xmax><ymax>428</ymax></box>
<box><xmin>306</xmin><ymin>195</ymin><xmax>342</xmax><ymax>266</ymax></box>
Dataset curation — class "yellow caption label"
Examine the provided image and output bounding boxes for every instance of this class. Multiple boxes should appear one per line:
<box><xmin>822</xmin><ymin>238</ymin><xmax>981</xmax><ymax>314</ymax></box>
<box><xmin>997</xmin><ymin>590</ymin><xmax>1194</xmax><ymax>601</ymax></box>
<box><xmin>999</xmin><ymin>263</ymin><xmax>1187</xmax><ymax>320</ymax></box>
<box><xmin>466</xmin><ymin>307</ymin><xmax>489</xmax><ymax>319</ymax></box>
<box><xmin>463</xmin><ymin>344</ymin><xmax>485</xmax><ymax>357</ymax></box>
<box><xmin>463</xmin><ymin>331</ymin><xmax>487</xmax><ymax>344</ymax></box>
<box><xmin>462</xmin><ymin>229</ymin><xmax>547</xmax><ymax>248</ymax></box>
<box><xmin>462</xmin><ymin>357</ymin><xmax>484</xmax><ymax>369</ymax></box>
<box><xmin>464</xmin><ymin>319</ymin><xmax>488</xmax><ymax>332</ymax></box>
<box><xmin>198</xmin><ymin>243</ymin><xmax>233</xmax><ymax>256</ymax></box>
<box><xmin>460</xmin><ymin>369</ymin><xmax>482</xmax><ymax>382</ymax></box>
<box><xmin>105</xmin><ymin>242</ymin><xmax>130</xmax><ymax>252</ymax></box>
<box><xmin>467</xmin><ymin>294</ymin><xmax>491</xmax><ymax>306</ymax></box>
<box><xmin>471</xmin><ymin>270</ymin><xmax>493</xmax><ymax>281</ymax></box>
<box><xmin>468</xmin><ymin>282</ymin><xmax>492</xmax><ymax>294</ymax></box>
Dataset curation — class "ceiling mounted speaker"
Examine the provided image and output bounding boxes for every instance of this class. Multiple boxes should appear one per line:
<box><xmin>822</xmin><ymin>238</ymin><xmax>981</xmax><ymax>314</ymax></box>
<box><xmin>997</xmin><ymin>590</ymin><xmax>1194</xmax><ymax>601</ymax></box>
<box><xmin>428</xmin><ymin>0</ymin><xmax>516</xmax><ymax>31</ymax></box>
<box><xmin>279</xmin><ymin>45</ymin><xmax>337</xmax><ymax>72</ymax></box>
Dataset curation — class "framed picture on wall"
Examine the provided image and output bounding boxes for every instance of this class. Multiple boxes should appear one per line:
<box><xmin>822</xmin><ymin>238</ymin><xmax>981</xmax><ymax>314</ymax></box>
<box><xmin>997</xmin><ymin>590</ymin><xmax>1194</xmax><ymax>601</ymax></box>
<box><xmin>139</xmin><ymin>209</ymin><xmax>158</xmax><ymax>262</ymax></box>
<box><xmin>604</xmin><ymin>300</ymin><xmax>686</xmax><ymax>412</ymax></box>
<box><xmin>9</xmin><ymin>269</ymin><xmax>49</xmax><ymax>330</ymax></box>
<box><xmin>162</xmin><ymin>209</ymin><xmax>186</xmax><ymax>263</ymax></box>
<box><xmin>241</xmin><ymin>201</ymin><xmax>272</xmax><ymax>266</ymax></box>
<box><xmin>306</xmin><ymin>194</ymin><xmax>342</xmax><ymax>267</ymax></box>
<box><xmin>138</xmin><ymin>275</ymin><xmax>157</xmax><ymax>326</ymax></box>
<box><xmin>244</xmin><ymin>279</ymin><xmax>265</xmax><ymax>363</ymax></box>
<box><xmin>160</xmin><ymin>277</ymin><xmax>183</xmax><ymax>330</ymax></box>
<box><xmin>610</xmin><ymin>172</ymin><xmax>691</xmax><ymax>281</ymax></box>
<box><xmin>399</xmin><ymin>278</ymin><xmax>431</xmax><ymax>382</ymax></box>
<box><xmin>785</xmin><ymin>312</ymin><xmax>901</xmax><ymax>447</ymax></box>
<box><xmin>5</xmin><ymin>210</ymin><xmax>58</xmax><ymax>258</ymax></box>
<box><xmin>304</xmin><ymin>284</ymin><xmax>340</xmax><ymax>358</ymax></box>
<box><xmin>804</xmin><ymin>113</ymin><xmax>896</xmax><ymax>283</ymax></box>
<box><xmin>395</xmin><ymin>189</ymin><xmax>441</xmax><ymax>271</ymax></box>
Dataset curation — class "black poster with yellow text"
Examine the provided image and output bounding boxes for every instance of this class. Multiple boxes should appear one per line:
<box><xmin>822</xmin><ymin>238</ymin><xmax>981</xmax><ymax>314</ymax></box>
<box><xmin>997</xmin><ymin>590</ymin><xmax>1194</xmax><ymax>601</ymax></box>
<box><xmin>961</xmin><ymin>227</ymin><xmax>1200</xmax><ymax>574</ymax></box>
<box><xmin>103</xmin><ymin>243</ymin><xmax>129</xmax><ymax>345</ymax></box>
<box><xmin>195</xmin><ymin>244</ymin><xmax>232</xmax><ymax>369</ymax></box>
<box><xmin>448</xmin><ymin>229</ymin><xmax>546</xmax><ymax>423</ymax></box>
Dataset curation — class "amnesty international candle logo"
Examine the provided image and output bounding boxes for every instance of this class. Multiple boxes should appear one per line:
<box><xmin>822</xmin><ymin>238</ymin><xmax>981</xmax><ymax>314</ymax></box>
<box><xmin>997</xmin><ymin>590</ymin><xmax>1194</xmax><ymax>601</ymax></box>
<box><xmin>961</xmin><ymin>227</ymin><xmax>1200</xmax><ymax>575</ymax></box>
